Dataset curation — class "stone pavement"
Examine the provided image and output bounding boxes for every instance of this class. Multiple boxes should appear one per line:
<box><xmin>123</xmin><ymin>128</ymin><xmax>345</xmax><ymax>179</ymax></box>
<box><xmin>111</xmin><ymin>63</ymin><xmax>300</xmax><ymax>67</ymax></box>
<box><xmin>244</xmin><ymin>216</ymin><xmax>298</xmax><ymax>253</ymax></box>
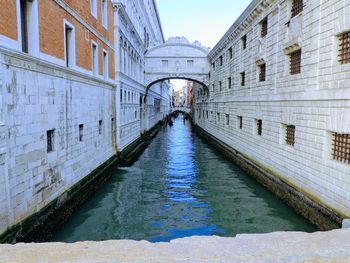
<box><xmin>1</xmin><ymin>229</ymin><xmax>350</xmax><ymax>262</ymax></box>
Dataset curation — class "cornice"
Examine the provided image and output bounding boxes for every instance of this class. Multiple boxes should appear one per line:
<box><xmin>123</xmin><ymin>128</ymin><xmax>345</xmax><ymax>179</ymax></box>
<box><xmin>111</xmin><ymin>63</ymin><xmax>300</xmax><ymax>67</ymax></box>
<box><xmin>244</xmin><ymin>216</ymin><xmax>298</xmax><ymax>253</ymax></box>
<box><xmin>208</xmin><ymin>0</ymin><xmax>274</xmax><ymax>61</ymax></box>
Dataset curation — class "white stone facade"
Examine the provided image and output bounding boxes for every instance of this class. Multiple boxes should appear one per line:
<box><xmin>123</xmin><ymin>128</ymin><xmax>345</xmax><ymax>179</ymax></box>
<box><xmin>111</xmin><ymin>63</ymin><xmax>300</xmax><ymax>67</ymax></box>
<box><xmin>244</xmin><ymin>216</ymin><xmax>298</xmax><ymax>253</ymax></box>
<box><xmin>145</xmin><ymin>37</ymin><xmax>210</xmax><ymax>87</ymax></box>
<box><xmin>113</xmin><ymin>1</ymin><xmax>171</xmax><ymax>150</ymax></box>
<box><xmin>193</xmin><ymin>0</ymin><xmax>350</xmax><ymax>217</ymax></box>
<box><xmin>0</xmin><ymin>48</ymin><xmax>116</xmax><ymax>234</ymax></box>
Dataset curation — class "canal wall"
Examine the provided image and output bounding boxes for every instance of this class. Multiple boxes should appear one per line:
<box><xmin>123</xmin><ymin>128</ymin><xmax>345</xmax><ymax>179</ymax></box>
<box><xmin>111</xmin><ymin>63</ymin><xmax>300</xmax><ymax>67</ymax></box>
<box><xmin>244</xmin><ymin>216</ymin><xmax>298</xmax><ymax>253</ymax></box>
<box><xmin>1</xmin><ymin>228</ymin><xmax>350</xmax><ymax>262</ymax></box>
<box><xmin>0</xmin><ymin>48</ymin><xmax>165</xmax><ymax>243</ymax></box>
<box><xmin>194</xmin><ymin>124</ymin><xmax>342</xmax><ymax>230</ymax></box>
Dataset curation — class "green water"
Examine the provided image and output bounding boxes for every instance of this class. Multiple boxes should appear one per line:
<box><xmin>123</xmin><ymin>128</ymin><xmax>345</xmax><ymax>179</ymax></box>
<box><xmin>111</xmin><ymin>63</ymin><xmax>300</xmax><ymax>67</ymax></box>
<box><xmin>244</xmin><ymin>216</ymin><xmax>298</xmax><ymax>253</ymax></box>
<box><xmin>53</xmin><ymin>116</ymin><xmax>317</xmax><ymax>242</ymax></box>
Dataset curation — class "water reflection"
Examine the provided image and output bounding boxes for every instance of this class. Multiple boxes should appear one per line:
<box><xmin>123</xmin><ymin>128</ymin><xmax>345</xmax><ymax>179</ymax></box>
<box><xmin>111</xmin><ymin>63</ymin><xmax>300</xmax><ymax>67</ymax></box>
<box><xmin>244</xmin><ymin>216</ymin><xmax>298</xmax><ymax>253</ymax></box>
<box><xmin>53</xmin><ymin>116</ymin><xmax>317</xmax><ymax>243</ymax></box>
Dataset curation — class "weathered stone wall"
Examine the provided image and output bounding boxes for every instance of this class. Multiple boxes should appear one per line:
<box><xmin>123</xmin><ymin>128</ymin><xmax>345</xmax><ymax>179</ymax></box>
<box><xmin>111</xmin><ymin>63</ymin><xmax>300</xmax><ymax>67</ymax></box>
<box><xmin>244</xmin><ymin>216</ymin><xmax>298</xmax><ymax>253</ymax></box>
<box><xmin>0</xmin><ymin>47</ymin><xmax>116</xmax><ymax>235</ymax></box>
<box><xmin>194</xmin><ymin>0</ymin><xmax>350</xmax><ymax>218</ymax></box>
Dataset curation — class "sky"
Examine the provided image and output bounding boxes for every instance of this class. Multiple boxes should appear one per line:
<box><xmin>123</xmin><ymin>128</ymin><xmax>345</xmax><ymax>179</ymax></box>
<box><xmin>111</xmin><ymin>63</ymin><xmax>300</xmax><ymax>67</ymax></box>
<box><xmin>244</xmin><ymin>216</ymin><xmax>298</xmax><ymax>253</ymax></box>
<box><xmin>156</xmin><ymin>0</ymin><xmax>252</xmax><ymax>91</ymax></box>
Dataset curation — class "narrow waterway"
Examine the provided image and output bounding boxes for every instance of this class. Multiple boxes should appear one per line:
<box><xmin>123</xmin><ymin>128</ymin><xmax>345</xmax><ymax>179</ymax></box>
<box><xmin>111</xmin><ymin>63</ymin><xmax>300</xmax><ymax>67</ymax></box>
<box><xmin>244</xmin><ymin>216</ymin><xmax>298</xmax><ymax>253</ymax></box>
<box><xmin>53</xmin><ymin>116</ymin><xmax>317</xmax><ymax>242</ymax></box>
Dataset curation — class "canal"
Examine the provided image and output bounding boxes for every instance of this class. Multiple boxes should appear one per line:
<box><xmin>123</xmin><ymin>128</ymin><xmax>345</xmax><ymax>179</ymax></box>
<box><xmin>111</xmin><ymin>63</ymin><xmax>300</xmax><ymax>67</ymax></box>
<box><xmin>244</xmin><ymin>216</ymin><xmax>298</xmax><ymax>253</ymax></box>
<box><xmin>53</xmin><ymin>116</ymin><xmax>317</xmax><ymax>242</ymax></box>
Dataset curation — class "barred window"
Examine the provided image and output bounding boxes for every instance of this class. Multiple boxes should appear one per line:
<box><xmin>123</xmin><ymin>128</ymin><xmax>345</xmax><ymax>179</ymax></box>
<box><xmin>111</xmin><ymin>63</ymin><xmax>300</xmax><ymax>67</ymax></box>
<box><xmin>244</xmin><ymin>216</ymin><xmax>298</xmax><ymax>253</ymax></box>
<box><xmin>79</xmin><ymin>124</ymin><xmax>84</xmax><ymax>142</ymax></box>
<box><xmin>338</xmin><ymin>31</ymin><xmax>350</xmax><ymax>64</ymax></box>
<box><xmin>99</xmin><ymin>120</ymin><xmax>103</xmax><ymax>135</ymax></box>
<box><xmin>241</xmin><ymin>35</ymin><xmax>247</xmax><ymax>50</ymax></box>
<box><xmin>291</xmin><ymin>0</ymin><xmax>303</xmax><ymax>18</ymax></box>
<box><xmin>332</xmin><ymin>133</ymin><xmax>350</xmax><ymax>164</ymax></box>
<box><xmin>286</xmin><ymin>125</ymin><xmax>295</xmax><ymax>146</ymax></box>
<box><xmin>228</xmin><ymin>47</ymin><xmax>233</xmax><ymax>59</ymax></box>
<box><xmin>228</xmin><ymin>77</ymin><xmax>232</xmax><ymax>89</ymax></box>
<box><xmin>240</xmin><ymin>72</ymin><xmax>245</xmax><ymax>86</ymax></box>
<box><xmin>290</xmin><ymin>49</ymin><xmax>301</xmax><ymax>75</ymax></box>
<box><xmin>261</xmin><ymin>18</ymin><xmax>268</xmax><ymax>37</ymax></box>
<box><xmin>237</xmin><ymin>116</ymin><xmax>243</xmax><ymax>129</ymax></box>
<box><xmin>256</xmin><ymin>120</ymin><xmax>262</xmax><ymax>136</ymax></box>
<box><xmin>47</xmin><ymin>129</ymin><xmax>55</xmax><ymax>153</ymax></box>
<box><xmin>259</xmin><ymin>63</ymin><xmax>266</xmax><ymax>82</ymax></box>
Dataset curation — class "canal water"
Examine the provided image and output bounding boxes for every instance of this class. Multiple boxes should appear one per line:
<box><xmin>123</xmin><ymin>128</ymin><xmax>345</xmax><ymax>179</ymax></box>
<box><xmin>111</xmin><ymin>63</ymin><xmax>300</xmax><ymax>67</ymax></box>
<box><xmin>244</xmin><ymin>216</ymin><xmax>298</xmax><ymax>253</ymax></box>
<box><xmin>53</xmin><ymin>116</ymin><xmax>317</xmax><ymax>242</ymax></box>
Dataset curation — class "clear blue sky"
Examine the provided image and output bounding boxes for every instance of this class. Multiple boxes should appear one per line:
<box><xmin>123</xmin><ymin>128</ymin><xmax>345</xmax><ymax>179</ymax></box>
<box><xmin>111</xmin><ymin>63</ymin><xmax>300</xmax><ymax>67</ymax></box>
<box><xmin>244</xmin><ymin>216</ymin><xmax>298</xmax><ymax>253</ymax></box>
<box><xmin>156</xmin><ymin>0</ymin><xmax>252</xmax><ymax>48</ymax></box>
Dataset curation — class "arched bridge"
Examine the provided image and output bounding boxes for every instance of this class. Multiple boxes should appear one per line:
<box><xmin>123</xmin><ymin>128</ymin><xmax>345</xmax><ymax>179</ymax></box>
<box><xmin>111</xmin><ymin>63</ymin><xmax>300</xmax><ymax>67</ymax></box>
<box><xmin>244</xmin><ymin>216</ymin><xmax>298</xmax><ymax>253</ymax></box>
<box><xmin>145</xmin><ymin>37</ymin><xmax>210</xmax><ymax>89</ymax></box>
<box><xmin>172</xmin><ymin>107</ymin><xmax>191</xmax><ymax>114</ymax></box>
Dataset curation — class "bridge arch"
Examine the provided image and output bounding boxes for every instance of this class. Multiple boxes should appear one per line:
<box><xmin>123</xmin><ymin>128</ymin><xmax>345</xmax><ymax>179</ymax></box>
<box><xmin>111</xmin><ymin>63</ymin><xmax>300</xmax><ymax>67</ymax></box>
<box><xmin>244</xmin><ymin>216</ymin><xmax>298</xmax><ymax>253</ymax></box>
<box><xmin>145</xmin><ymin>37</ymin><xmax>210</xmax><ymax>91</ymax></box>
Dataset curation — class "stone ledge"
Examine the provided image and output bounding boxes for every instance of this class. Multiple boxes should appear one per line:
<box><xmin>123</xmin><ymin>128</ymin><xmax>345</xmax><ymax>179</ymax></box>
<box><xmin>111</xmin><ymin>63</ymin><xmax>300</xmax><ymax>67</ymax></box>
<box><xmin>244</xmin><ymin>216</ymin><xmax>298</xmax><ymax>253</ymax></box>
<box><xmin>1</xmin><ymin>229</ymin><xmax>350</xmax><ymax>262</ymax></box>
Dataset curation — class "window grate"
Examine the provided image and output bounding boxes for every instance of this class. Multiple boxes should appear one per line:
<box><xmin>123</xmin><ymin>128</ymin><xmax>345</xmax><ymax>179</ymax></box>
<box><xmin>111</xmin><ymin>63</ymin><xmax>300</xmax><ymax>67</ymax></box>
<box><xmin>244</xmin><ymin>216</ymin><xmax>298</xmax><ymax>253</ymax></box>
<box><xmin>240</xmin><ymin>72</ymin><xmax>245</xmax><ymax>86</ymax></box>
<box><xmin>291</xmin><ymin>0</ymin><xmax>303</xmax><ymax>18</ymax></box>
<box><xmin>257</xmin><ymin>120</ymin><xmax>262</xmax><ymax>136</ymax></box>
<box><xmin>47</xmin><ymin>129</ymin><xmax>55</xmax><ymax>153</ymax></box>
<box><xmin>339</xmin><ymin>32</ymin><xmax>350</xmax><ymax>64</ymax></box>
<box><xmin>238</xmin><ymin>116</ymin><xmax>243</xmax><ymax>129</ymax></box>
<box><xmin>290</xmin><ymin>49</ymin><xmax>301</xmax><ymax>75</ymax></box>
<box><xmin>261</xmin><ymin>18</ymin><xmax>268</xmax><ymax>37</ymax></box>
<box><xmin>259</xmin><ymin>63</ymin><xmax>266</xmax><ymax>82</ymax></box>
<box><xmin>332</xmin><ymin>133</ymin><xmax>350</xmax><ymax>164</ymax></box>
<box><xmin>286</xmin><ymin>125</ymin><xmax>295</xmax><ymax>146</ymax></box>
<box><xmin>241</xmin><ymin>35</ymin><xmax>247</xmax><ymax>50</ymax></box>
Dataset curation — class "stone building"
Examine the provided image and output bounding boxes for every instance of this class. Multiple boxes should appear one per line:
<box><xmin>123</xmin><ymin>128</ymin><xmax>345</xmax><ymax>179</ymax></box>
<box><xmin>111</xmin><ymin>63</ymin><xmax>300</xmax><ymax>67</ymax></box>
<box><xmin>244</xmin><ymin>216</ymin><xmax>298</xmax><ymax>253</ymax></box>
<box><xmin>113</xmin><ymin>0</ymin><xmax>171</xmax><ymax>150</ymax></box>
<box><xmin>0</xmin><ymin>0</ymin><xmax>170</xmax><ymax>239</ymax></box>
<box><xmin>193</xmin><ymin>0</ymin><xmax>350</xmax><ymax>221</ymax></box>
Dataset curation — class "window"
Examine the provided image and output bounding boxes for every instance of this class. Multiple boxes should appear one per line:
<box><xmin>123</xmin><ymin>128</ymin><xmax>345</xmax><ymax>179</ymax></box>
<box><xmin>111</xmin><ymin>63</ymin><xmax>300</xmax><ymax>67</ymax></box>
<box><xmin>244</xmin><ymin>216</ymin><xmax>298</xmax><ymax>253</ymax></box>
<box><xmin>217</xmin><ymin>113</ymin><xmax>220</xmax><ymax>123</ymax></box>
<box><xmin>20</xmin><ymin>0</ymin><xmax>37</xmax><ymax>54</ymax></box>
<box><xmin>331</xmin><ymin>133</ymin><xmax>350</xmax><ymax>164</ymax></box>
<box><xmin>20</xmin><ymin>0</ymin><xmax>29</xmax><ymax>53</ymax></box>
<box><xmin>46</xmin><ymin>129</ymin><xmax>55</xmax><ymax>153</ymax></box>
<box><xmin>259</xmin><ymin>63</ymin><xmax>266</xmax><ymax>82</ymax></box>
<box><xmin>79</xmin><ymin>124</ymin><xmax>84</xmax><ymax>142</ymax></box>
<box><xmin>291</xmin><ymin>0</ymin><xmax>303</xmax><ymax>18</ymax></box>
<box><xmin>206</xmin><ymin>111</ymin><xmax>209</xmax><ymax>119</ymax></box>
<box><xmin>212</xmin><ymin>62</ymin><xmax>215</xmax><ymax>70</ymax></box>
<box><xmin>338</xmin><ymin>31</ymin><xmax>350</xmax><ymax>64</ymax></box>
<box><xmin>92</xmin><ymin>42</ymin><xmax>98</xmax><ymax>76</ymax></box>
<box><xmin>228</xmin><ymin>47</ymin><xmax>233</xmax><ymax>59</ymax></box>
<box><xmin>237</xmin><ymin>116</ymin><xmax>243</xmax><ymax>129</ymax></box>
<box><xmin>103</xmin><ymin>50</ymin><xmax>108</xmax><ymax>79</ymax></box>
<box><xmin>289</xmin><ymin>49</ymin><xmax>301</xmax><ymax>75</ymax></box>
<box><xmin>256</xmin><ymin>119</ymin><xmax>262</xmax><ymax>136</ymax></box>
<box><xmin>285</xmin><ymin>125</ymin><xmax>295</xmax><ymax>146</ymax></box>
<box><xmin>219</xmin><ymin>81</ymin><xmax>222</xmax><ymax>91</ymax></box>
<box><xmin>120</xmin><ymin>89</ymin><xmax>123</xmax><ymax>103</ymax></box>
<box><xmin>228</xmin><ymin>77</ymin><xmax>232</xmax><ymax>89</ymax></box>
<box><xmin>219</xmin><ymin>56</ymin><xmax>223</xmax><ymax>66</ymax></box>
<box><xmin>102</xmin><ymin>0</ymin><xmax>108</xmax><ymax>28</ymax></box>
<box><xmin>261</xmin><ymin>17</ymin><xmax>268</xmax><ymax>38</ymax></box>
<box><xmin>187</xmin><ymin>60</ymin><xmax>194</xmax><ymax>67</ymax></box>
<box><xmin>226</xmin><ymin>114</ymin><xmax>230</xmax><ymax>125</ymax></box>
<box><xmin>64</xmin><ymin>25</ymin><xmax>74</xmax><ymax>67</ymax></box>
<box><xmin>212</xmin><ymin>84</ymin><xmax>215</xmax><ymax>92</ymax></box>
<box><xmin>241</xmin><ymin>35</ymin><xmax>247</xmax><ymax>50</ymax></box>
<box><xmin>240</xmin><ymin>72</ymin><xmax>245</xmax><ymax>86</ymax></box>
<box><xmin>90</xmin><ymin>0</ymin><xmax>97</xmax><ymax>18</ymax></box>
<box><xmin>99</xmin><ymin>120</ymin><xmax>103</xmax><ymax>135</ymax></box>
<box><xmin>162</xmin><ymin>60</ymin><xmax>168</xmax><ymax>67</ymax></box>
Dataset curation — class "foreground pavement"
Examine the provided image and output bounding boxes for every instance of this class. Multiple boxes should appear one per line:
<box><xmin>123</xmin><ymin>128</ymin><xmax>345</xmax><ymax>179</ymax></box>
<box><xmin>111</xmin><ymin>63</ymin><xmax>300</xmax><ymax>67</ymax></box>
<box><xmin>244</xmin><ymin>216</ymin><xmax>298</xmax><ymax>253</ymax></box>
<box><xmin>1</xmin><ymin>229</ymin><xmax>350</xmax><ymax>262</ymax></box>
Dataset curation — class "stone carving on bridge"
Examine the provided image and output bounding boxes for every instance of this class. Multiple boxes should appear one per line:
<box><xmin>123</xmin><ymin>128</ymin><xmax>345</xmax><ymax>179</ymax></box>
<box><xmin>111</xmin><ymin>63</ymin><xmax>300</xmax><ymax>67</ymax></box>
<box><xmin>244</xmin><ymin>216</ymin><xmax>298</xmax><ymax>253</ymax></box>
<box><xmin>145</xmin><ymin>37</ymin><xmax>210</xmax><ymax>88</ymax></box>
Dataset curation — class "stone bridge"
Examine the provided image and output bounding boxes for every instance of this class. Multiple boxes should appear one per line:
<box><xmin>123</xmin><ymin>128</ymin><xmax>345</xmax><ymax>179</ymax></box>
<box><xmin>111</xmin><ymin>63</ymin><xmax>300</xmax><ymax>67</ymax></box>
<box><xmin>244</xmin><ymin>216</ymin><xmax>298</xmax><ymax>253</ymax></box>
<box><xmin>172</xmin><ymin>107</ymin><xmax>191</xmax><ymax>114</ymax></box>
<box><xmin>145</xmin><ymin>37</ymin><xmax>210</xmax><ymax>91</ymax></box>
